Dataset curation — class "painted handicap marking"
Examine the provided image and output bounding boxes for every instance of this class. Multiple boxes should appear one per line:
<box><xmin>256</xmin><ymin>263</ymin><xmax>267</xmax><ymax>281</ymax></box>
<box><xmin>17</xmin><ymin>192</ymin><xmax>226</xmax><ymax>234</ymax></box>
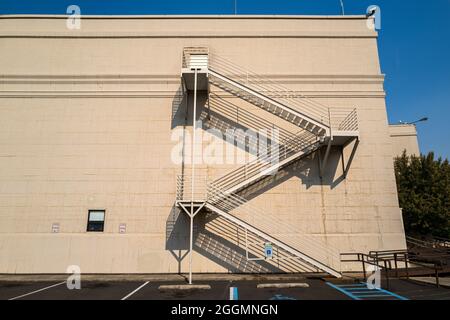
<box><xmin>269</xmin><ymin>294</ymin><xmax>296</xmax><ymax>301</ymax></box>
<box><xmin>326</xmin><ymin>282</ymin><xmax>408</xmax><ymax>300</ymax></box>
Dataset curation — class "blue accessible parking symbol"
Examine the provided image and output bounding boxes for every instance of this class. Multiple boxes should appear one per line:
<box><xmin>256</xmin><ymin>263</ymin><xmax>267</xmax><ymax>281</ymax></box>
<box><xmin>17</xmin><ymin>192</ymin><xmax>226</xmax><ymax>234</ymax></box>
<box><xmin>264</xmin><ymin>242</ymin><xmax>273</xmax><ymax>259</ymax></box>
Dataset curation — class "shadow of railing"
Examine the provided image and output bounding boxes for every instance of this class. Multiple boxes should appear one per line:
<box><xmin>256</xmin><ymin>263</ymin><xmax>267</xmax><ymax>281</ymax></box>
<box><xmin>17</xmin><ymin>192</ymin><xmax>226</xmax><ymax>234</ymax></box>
<box><xmin>171</xmin><ymin>85</ymin><xmax>189</xmax><ymax>129</ymax></box>
<box><xmin>194</xmin><ymin>212</ymin><xmax>319</xmax><ymax>273</ymax></box>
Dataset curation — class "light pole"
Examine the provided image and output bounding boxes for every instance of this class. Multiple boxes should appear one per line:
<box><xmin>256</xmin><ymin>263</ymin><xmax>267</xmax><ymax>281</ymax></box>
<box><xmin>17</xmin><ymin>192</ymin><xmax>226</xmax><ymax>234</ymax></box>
<box><xmin>408</xmin><ymin>117</ymin><xmax>429</xmax><ymax>125</ymax></box>
<box><xmin>189</xmin><ymin>68</ymin><xmax>199</xmax><ymax>285</ymax></box>
<box><xmin>399</xmin><ymin>117</ymin><xmax>429</xmax><ymax>125</ymax></box>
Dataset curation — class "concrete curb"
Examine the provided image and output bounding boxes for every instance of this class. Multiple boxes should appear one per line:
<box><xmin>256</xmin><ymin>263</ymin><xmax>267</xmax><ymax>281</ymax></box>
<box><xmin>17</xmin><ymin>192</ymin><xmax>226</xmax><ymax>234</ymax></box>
<box><xmin>0</xmin><ymin>273</ymin><xmax>312</xmax><ymax>282</ymax></box>
<box><xmin>410</xmin><ymin>277</ymin><xmax>450</xmax><ymax>289</ymax></box>
<box><xmin>158</xmin><ymin>284</ymin><xmax>211</xmax><ymax>290</ymax></box>
<box><xmin>257</xmin><ymin>283</ymin><xmax>310</xmax><ymax>289</ymax></box>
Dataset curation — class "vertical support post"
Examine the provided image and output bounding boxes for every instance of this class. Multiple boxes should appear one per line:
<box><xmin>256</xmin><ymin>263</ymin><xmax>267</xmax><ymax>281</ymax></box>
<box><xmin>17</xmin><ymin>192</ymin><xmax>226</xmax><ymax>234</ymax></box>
<box><xmin>394</xmin><ymin>253</ymin><xmax>399</xmax><ymax>278</ymax></box>
<box><xmin>405</xmin><ymin>253</ymin><xmax>409</xmax><ymax>279</ymax></box>
<box><xmin>245</xmin><ymin>229</ymin><xmax>249</xmax><ymax>260</ymax></box>
<box><xmin>435</xmin><ymin>264</ymin><xmax>440</xmax><ymax>288</ymax></box>
<box><xmin>361</xmin><ymin>256</ymin><xmax>367</xmax><ymax>282</ymax></box>
<box><xmin>189</xmin><ymin>68</ymin><xmax>198</xmax><ymax>285</ymax></box>
<box><xmin>385</xmin><ymin>260</ymin><xmax>390</xmax><ymax>290</ymax></box>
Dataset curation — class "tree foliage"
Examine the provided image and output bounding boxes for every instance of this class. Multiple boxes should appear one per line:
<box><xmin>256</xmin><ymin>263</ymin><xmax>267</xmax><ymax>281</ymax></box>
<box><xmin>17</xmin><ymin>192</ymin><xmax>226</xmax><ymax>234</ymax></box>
<box><xmin>394</xmin><ymin>152</ymin><xmax>450</xmax><ymax>238</ymax></box>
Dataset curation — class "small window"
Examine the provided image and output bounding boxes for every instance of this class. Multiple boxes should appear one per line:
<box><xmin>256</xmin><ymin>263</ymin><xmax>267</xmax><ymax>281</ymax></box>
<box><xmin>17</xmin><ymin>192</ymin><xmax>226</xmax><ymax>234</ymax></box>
<box><xmin>87</xmin><ymin>210</ymin><xmax>105</xmax><ymax>232</ymax></box>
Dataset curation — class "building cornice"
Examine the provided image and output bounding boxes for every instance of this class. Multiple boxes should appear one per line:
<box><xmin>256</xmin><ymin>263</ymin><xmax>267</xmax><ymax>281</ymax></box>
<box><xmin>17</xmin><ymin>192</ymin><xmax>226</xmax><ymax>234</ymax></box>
<box><xmin>0</xmin><ymin>14</ymin><xmax>369</xmax><ymax>20</ymax></box>
<box><xmin>0</xmin><ymin>14</ymin><xmax>377</xmax><ymax>38</ymax></box>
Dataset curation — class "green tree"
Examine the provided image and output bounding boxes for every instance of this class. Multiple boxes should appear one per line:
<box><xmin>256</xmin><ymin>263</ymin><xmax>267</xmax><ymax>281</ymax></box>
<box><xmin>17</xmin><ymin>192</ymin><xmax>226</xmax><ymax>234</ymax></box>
<box><xmin>394</xmin><ymin>152</ymin><xmax>450</xmax><ymax>238</ymax></box>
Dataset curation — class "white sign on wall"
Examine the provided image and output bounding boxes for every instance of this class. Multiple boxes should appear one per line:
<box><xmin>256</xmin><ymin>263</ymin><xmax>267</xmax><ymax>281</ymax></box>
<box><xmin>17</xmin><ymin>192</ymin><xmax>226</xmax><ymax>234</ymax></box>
<box><xmin>52</xmin><ymin>223</ymin><xmax>60</xmax><ymax>233</ymax></box>
<box><xmin>119</xmin><ymin>223</ymin><xmax>127</xmax><ymax>234</ymax></box>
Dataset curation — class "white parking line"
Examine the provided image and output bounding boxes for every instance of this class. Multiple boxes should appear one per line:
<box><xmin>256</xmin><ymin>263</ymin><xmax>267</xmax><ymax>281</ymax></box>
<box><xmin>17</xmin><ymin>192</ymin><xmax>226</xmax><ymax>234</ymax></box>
<box><xmin>9</xmin><ymin>281</ymin><xmax>66</xmax><ymax>300</ymax></box>
<box><xmin>121</xmin><ymin>281</ymin><xmax>150</xmax><ymax>300</ymax></box>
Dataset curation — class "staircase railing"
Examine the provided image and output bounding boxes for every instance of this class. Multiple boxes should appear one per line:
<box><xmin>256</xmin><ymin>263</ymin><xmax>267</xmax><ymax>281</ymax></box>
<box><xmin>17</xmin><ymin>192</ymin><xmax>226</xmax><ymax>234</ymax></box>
<box><xmin>330</xmin><ymin>108</ymin><xmax>359</xmax><ymax>132</ymax></box>
<box><xmin>207</xmin><ymin>183</ymin><xmax>342</xmax><ymax>273</ymax></box>
<box><xmin>176</xmin><ymin>175</ymin><xmax>208</xmax><ymax>202</ymax></box>
<box><xmin>208</xmin><ymin>53</ymin><xmax>359</xmax><ymax>135</ymax></box>
<box><xmin>406</xmin><ymin>236</ymin><xmax>450</xmax><ymax>252</ymax></box>
<box><xmin>196</xmin><ymin>217</ymin><xmax>319</xmax><ymax>273</ymax></box>
<box><xmin>209</xmin><ymin>53</ymin><xmax>331</xmax><ymax>126</ymax></box>
<box><xmin>211</xmin><ymin>130</ymin><xmax>321</xmax><ymax>193</ymax></box>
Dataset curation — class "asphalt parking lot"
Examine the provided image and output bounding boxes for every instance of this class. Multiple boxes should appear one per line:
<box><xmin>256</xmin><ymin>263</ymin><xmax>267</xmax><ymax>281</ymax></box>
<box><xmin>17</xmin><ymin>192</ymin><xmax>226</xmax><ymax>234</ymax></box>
<box><xmin>1</xmin><ymin>278</ymin><xmax>449</xmax><ymax>300</ymax></box>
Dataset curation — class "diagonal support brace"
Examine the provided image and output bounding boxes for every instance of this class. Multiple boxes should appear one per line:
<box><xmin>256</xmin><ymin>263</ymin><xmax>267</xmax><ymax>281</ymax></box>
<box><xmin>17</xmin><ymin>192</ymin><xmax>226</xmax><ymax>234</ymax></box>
<box><xmin>178</xmin><ymin>202</ymin><xmax>206</xmax><ymax>218</ymax></box>
<box><xmin>343</xmin><ymin>138</ymin><xmax>359</xmax><ymax>179</ymax></box>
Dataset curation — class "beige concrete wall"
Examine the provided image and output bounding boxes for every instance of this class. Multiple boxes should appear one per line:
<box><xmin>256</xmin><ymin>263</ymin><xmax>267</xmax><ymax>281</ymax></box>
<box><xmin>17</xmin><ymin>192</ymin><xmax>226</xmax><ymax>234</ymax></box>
<box><xmin>0</xmin><ymin>15</ymin><xmax>406</xmax><ymax>274</ymax></box>
<box><xmin>389</xmin><ymin>124</ymin><xmax>420</xmax><ymax>157</ymax></box>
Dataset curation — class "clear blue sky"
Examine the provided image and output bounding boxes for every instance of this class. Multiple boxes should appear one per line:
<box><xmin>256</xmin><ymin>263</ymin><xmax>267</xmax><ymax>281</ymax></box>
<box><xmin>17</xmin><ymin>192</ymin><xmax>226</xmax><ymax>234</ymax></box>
<box><xmin>1</xmin><ymin>0</ymin><xmax>449</xmax><ymax>159</ymax></box>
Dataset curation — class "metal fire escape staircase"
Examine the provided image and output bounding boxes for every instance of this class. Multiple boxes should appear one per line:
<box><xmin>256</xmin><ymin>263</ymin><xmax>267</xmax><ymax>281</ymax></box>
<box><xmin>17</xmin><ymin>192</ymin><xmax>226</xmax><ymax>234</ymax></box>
<box><xmin>177</xmin><ymin>47</ymin><xmax>360</xmax><ymax>278</ymax></box>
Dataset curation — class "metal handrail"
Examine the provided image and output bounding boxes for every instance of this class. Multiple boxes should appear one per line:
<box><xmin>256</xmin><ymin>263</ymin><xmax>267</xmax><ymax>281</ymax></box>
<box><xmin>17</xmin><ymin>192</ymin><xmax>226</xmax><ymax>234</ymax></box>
<box><xmin>207</xmin><ymin>183</ymin><xmax>342</xmax><ymax>272</ymax></box>
<box><xmin>208</xmin><ymin>53</ymin><xmax>359</xmax><ymax>134</ymax></box>
<box><xmin>407</xmin><ymin>236</ymin><xmax>450</xmax><ymax>250</ymax></box>
<box><xmin>176</xmin><ymin>175</ymin><xmax>208</xmax><ymax>202</ymax></box>
<box><xmin>176</xmin><ymin>176</ymin><xmax>343</xmax><ymax>272</ymax></box>
<box><xmin>330</xmin><ymin>108</ymin><xmax>359</xmax><ymax>132</ymax></box>
<box><xmin>211</xmin><ymin>131</ymin><xmax>320</xmax><ymax>192</ymax></box>
<box><xmin>342</xmin><ymin>249</ymin><xmax>447</xmax><ymax>288</ymax></box>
